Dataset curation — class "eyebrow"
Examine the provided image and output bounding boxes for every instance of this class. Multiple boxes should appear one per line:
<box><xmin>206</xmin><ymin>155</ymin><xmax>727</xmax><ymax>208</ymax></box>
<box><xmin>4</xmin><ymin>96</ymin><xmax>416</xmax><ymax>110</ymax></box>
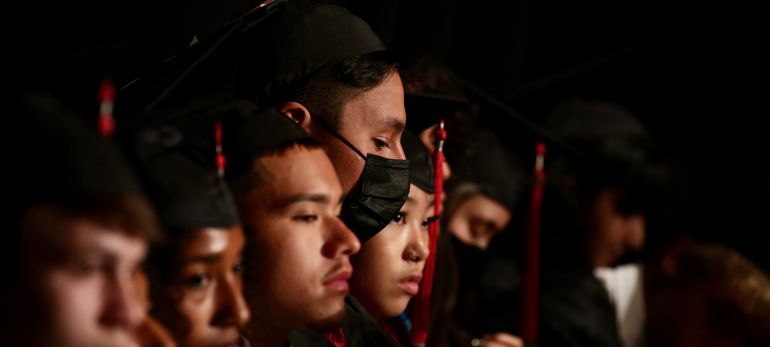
<box><xmin>184</xmin><ymin>253</ymin><xmax>224</xmax><ymax>264</ymax></box>
<box><xmin>277</xmin><ymin>193</ymin><xmax>331</xmax><ymax>208</ymax></box>
<box><xmin>379</xmin><ymin>116</ymin><xmax>406</xmax><ymax>133</ymax></box>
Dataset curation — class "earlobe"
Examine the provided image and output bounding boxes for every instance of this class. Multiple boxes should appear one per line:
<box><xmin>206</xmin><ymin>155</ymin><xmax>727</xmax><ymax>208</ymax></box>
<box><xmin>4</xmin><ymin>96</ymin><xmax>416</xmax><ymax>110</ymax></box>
<box><xmin>276</xmin><ymin>102</ymin><xmax>312</xmax><ymax>130</ymax></box>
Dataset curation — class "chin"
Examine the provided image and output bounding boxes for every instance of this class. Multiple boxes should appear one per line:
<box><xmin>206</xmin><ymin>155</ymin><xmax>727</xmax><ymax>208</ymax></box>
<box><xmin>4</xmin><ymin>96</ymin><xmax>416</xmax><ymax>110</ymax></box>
<box><xmin>306</xmin><ymin>305</ymin><xmax>346</xmax><ymax>333</ymax></box>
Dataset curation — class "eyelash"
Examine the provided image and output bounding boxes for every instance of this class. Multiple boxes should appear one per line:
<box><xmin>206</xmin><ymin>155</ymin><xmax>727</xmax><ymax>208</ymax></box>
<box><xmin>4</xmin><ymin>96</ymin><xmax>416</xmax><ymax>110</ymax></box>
<box><xmin>293</xmin><ymin>215</ymin><xmax>318</xmax><ymax>223</ymax></box>
<box><xmin>185</xmin><ymin>272</ymin><xmax>211</xmax><ymax>289</ymax></box>
<box><xmin>233</xmin><ymin>261</ymin><xmax>244</xmax><ymax>275</ymax></box>
<box><xmin>422</xmin><ymin>215</ymin><xmax>440</xmax><ymax>227</ymax></box>
<box><xmin>392</xmin><ymin>212</ymin><xmax>406</xmax><ymax>224</ymax></box>
<box><xmin>374</xmin><ymin>138</ymin><xmax>391</xmax><ymax>150</ymax></box>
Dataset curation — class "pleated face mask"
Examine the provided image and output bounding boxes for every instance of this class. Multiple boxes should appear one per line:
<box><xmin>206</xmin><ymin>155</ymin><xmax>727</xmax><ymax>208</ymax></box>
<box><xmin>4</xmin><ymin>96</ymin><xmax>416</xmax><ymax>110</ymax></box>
<box><xmin>319</xmin><ymin>121</ymin><xmax>410</xmax><ymax>243</ymax></box>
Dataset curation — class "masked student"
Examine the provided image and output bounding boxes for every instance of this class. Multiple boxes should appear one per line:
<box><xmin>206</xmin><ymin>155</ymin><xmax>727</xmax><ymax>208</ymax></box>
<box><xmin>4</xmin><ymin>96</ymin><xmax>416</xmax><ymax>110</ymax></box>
<box><xmin>2</xmin><ymin>94</ymin><xmax>159</xmax><ymax>347</ymax></box>
<box><xmin>218</xmin><ymin>102</ymin><xmax>361</xmax><ymax>347</ymax></box>
<box><xmin>123</xmin><ymin>99</ymin><xmax>254</xmax><ymax>347</ymax></box>
<box><xmin>537</xmin><ymin>100</ymin><xmax>668</xmax><ymax>347</ymax></box>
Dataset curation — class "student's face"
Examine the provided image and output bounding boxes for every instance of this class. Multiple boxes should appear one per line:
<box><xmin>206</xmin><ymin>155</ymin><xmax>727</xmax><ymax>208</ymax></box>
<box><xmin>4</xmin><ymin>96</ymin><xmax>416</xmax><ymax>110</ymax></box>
<box><xmin>588</xmin><ymin>188</ymin><xmax>646</xmax><ymax>267</ymax></box>
<box><xmin>159</xmin><ymin>227</ymin><xmax>250</xmax><ymax>347</ymax></box>
<box><xmin>447</xmin><ymin>194</ymin><xmax>511</xmax><ymax>250</ymax></box>
<box><xmin>350</xmin><ymin>184</ymin><xmax>433</xmax><ymax>319</ymax></box>
<box><xmin>20</xmin><ymin>207</ymin><xmax>147</xmax><ymax>347</ymax></box>
<box><xmin>311</xmin><ymin>71</ymin><xmax>407</xmax><ymax>194</ymax></box>
<box><xmin>239</xmin><ymin>147</ymin><xmax>360</xmax><ymax>332</ymax></box>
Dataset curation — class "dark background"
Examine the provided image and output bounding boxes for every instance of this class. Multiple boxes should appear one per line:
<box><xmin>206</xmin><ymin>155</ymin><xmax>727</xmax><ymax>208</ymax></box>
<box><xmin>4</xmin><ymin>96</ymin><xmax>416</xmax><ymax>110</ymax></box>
<box><xmin>345</xmin><ymin>0</ymin><xmax>770</xmax><ymax>273</ymax></box>
<box><xmin>8</xmin><ymin>0</ymin><xmax>770</xmax><ymax>271</ymax></box>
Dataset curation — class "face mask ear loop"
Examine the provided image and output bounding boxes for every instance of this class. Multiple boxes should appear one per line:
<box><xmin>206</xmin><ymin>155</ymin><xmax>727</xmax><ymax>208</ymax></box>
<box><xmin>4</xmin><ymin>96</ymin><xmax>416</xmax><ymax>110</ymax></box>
<box><xmin>315</xmin><ymin>116</ymin><xmax>368</xmax><ymax>160</ymax></box>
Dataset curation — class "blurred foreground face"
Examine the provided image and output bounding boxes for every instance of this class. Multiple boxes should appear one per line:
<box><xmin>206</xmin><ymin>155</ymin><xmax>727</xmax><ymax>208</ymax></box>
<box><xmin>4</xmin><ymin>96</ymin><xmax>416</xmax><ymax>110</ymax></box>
<box><xmin>20</xmin><ymin>206</ymin><xmax>147</xmax><ymax>347</ymax></box>
<box><xmin>239</xmin><ymin>147</ymin><xmax>360</xmax><ymax>334</ymax></box>
<box><xmin>350</xmin><ymin>184</ymin><xmax>434</xmax><ymax>319</ymax></box>
<box><xmin>587</xmin><ymin>188</ymin><xmax>645</xmax><ymax>267</ymax></box>
<box><xmin>447</xmin><ymin>194</ymin><xmax>511</xmax><ymax>251</ymax></box>
<box><xmin>156</xmin><ymin>228</ymin><xmax>250</xmax><ymax>347</ymax></box>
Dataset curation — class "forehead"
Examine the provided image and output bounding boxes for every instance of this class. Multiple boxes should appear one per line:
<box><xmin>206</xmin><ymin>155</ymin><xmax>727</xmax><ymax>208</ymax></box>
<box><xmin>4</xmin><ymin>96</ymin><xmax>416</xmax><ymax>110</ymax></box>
<box><xmin>462</xmin><ymin>195</ymin><xmax>510</xmax><ymax>222</ymax></box>
<box><xmin>174</xmin><ymin>227</ymin><xmax>245</xmax><ymax>259</ymax></box>
<box><xmin>26</xmin><ymin>212</ymin><xmax>147</xmax><ymax>262</ymax></box>
<box><xmin>338</xmin><ymin>72</ymin><xmax>406</xmax><ymax>132</ymax></box>
<box><xmin>257</xmin><ymin>147</ymin><xmax>342</xmax><ymax>204</ymax></box>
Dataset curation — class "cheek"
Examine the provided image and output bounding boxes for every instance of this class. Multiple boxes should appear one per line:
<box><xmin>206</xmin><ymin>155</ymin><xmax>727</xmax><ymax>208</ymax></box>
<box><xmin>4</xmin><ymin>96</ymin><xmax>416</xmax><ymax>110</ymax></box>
<box><xmin>44</xmin><ymin>271</ymin><xmax>104</xmax><ymax>337</ymax></box>
<box><xmin>447</xmin><ymin>215</ymin><xmax>472</xmax><ymax>243</ymax></box>
<box><xmin>177</xmin><ymin>288</ymin><xmax>216</xmax><ymax>342</ymax></box>
<box><xmin>350</xmin><ymin>234</ymin><xmax>402</xmax><ymax>299</ymax></box>
<box><xmin>324</xmin><ymin>140</ymin><xmax>365</xmax><ymax>193</ymax></box>
<box><xmin>252</xmin><ymin>224</ymin><xmax>325</xmax><ymax>301</ymax></box>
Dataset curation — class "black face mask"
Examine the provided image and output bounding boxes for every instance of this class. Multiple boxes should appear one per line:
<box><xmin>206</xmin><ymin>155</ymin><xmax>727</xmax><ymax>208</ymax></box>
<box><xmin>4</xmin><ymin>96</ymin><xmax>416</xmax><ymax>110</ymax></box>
<box><xmin>450</xmin><ymin>234</ymin><xmax>489</xmax><ymax>289</ymax></box>
<box><xmin>320</xmin><ymin>121</ymin><xmax>410</xmax><ymax>243</ymax></box>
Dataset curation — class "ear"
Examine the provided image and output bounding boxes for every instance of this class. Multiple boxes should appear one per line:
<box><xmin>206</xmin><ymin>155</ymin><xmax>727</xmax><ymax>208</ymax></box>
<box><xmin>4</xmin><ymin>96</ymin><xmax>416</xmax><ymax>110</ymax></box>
<box><xmin>277</xmin><ymin>102</ymin><xmax>312</xmax><ymax>131</ymax></box>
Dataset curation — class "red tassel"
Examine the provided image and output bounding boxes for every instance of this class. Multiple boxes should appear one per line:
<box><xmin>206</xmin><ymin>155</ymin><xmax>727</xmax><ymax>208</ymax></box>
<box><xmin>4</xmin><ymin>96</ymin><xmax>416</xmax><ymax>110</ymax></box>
<box><xmin>97</xmin><ymin>79</ymin><xmax>116</xmax><ymax>138</ymax></box>
<box><xmin>323</xmin><ymin>328</ymin><xmax>348</xmax><ymax>347</ymax></box>
<box><xmin>215</xmin><ymin>121</ymin><xmax>225</xmax><ymax>177</ymax></box>
<box><xmin>410</xmin><ymin>121</ymin><xmax>447</xmax><ymax>346</ymax></box>
<box><xmin>521</xmin><ymin>142</ymin><xmax>546</xmax><ymax>343</ymax></box>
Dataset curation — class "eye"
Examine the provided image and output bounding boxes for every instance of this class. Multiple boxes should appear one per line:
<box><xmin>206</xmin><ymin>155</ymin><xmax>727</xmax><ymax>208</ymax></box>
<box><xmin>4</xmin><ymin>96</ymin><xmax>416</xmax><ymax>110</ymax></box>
<box><xmin>422</xmin><ymin>215</ymin><xmax>440</xmax><ymax>228</ymax></box>
<box><xmin>233</xmin><ymin>260</ymin><xmax>244</xmax><ymax>275</ymax></box>
<box><xmin>72</xmin><ymin>262</ymin><xmax>99</xmax><ymax>277</ymax></box>
<box><xmin>184</xmin><ymin>272</ymin><xmax>211</xmax><ymax>289</ymax></box>
<box><xmin>392</xmin><ymin>212</ymin><xmax>406</xmax><ymax>225</ymax></box>
<box><xmin>293</xmin><ymin>215</ymin><xmax>318</xmax><ymax>223</ymax></box>
<box><xmin>373</xmin><ymin>137</ymin><xmax>391</xmax><ymax>150</ymax></box>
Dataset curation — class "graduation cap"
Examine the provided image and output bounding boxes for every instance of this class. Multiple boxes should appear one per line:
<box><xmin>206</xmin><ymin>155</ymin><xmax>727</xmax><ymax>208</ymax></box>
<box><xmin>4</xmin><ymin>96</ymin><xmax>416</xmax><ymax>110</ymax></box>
<box><xmin>404</xmin><ymin>92</ymin><xmax>468</xmax><ymax>134</ymax></box>
<box><xmin>119</xmin><ymin>0</ymin><xmax>386</xmax><ymax>117</ymax></box>
<box><xmin>128</xmin><ymin>113</ymin><xmax>241</xmax><ymax>235</ymax></box>
<box><xmin>401</xmin><ymin>129</ymin><xmax>434</xmax><ymax>194</ymax></box>
<box><xmin>5</xmin><ymin>93</ymin><xmax>143</xmax><ymax>208</ymax></box>
<box><xmin>445</xmin><ymin>128</ymin><xmax>527</xmax><ymax>212</ymax></box>
<box><xmin>220</xmin><ymin>106</ymin><xmax>312</xmax><ymax>176</ymax></box>
<box><xmin>236</xmin><ymin>0</ymin><xmax>387</xmax><ymax>102</ymax></box>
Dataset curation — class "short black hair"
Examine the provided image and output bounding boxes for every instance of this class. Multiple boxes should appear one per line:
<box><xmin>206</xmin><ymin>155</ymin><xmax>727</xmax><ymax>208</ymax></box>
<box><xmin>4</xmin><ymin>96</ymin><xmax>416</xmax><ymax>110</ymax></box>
<box><xmin>227</xmin><ymin>138</ymin><xmax>323</xmax><ymax>201</ymax></box>
<box><xmin>273</xmin><ymin>50</ymin><xmax>400</xmax><ymax>129</ymax></box>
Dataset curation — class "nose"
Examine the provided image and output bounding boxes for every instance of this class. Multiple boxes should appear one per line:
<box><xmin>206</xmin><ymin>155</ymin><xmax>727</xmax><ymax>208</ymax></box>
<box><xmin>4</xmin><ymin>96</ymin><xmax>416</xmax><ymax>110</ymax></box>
<box><xmin>404</xmin><ymin>220</ymin><xmax>430</xmax><ymax>262</ymax></box>
<box><xmin>321</xmin><ymin>216</ymin><xmax>361</xmax><ymax>259</ymax></box>
<box><xmin>393</xmin><ymin>140</ymin><xmax>407</xmax><ymax>160</ymax></box>
<box><xmin>101</xmin><ymin>274</ymin><xmax>147</xmax><ymax>330</ymax></box>
<box><xmin>211</xmin><ymin>275</ymin><xmax>251</xmax><ymax>328</ymax></box>
<box><xmin>625</xmin><ymin>214</ymin><xmax>646</xmax><ymax>251</ymax></box>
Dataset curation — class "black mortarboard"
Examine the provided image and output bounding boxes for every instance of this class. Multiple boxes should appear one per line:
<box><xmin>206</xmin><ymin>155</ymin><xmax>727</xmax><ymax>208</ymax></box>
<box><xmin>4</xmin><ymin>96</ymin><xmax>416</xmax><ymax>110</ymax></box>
<box><xmin>236</xmin><ymin>0</ymin><xmax>387</xmax><ymax>101</ymax></box>
<box><xmin>446</xmin><ymin>128</ymin><xmax>526</xmax><ymax>212</ymax></box>
<box><xmin>120</xmin><ymin>0</ymin><xmax>386</xmax><ymax>116</ymax></box>
<box><xmin>129</xmin><ymin>122</ymin><xmax>240</xmax><ymax>235</ymax></box>
<box><xmin>221</xmin><ymin>106</ymin><xmax>312</xmax><ymax>175</ymax></box>
<box><xmin>6</xmin><ymin>93</ymin><xmax>143</xmax><ymax>208</ymax></box>
<box><xmin>401</xmin><ymin>129</ymin><xmax>434</xmax><ymax>194</ymax></box>
<box><xmin>543</xmin><ymin>99</ymin><xmax>648</xmax><ymax>141</ymax></box>
<box><xmin>404</xmin><ymin>92</ymin><xmax>468</xmax><ymax>133</ymax></box>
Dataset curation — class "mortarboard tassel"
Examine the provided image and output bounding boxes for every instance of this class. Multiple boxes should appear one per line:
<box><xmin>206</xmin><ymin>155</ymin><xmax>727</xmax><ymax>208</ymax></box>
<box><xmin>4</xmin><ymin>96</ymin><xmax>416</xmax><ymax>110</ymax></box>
<box><xmin>410</xmin><ymin>121</ymin><xmax>447</xmax><ymax>347</ymax></box>
<box><xmin>98</xmin><ymin>79</ymin><xmax>116</xmax><ymax>138</ymax></box>
<box><xmin>521</xmin><ymin>142</ymin><xmax>546</xmax><ymax>344</ymax></box>
<box><xmin>216</xmin><ymin>121</ymin><xmax>226</xmax><ymax>177</ymax></box>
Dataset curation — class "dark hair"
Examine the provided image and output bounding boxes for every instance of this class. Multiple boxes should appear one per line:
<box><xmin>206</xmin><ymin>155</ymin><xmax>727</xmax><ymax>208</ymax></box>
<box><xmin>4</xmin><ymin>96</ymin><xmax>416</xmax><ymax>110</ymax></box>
<box><xmin>227</xmin><ymin>138</ymin><xmax>323</xmax><ymax>200</ymax></box>
<box><xmin>274</xmin><ymin>50</ymin><xmax>400</xmax><ymax>129</ymax></box>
